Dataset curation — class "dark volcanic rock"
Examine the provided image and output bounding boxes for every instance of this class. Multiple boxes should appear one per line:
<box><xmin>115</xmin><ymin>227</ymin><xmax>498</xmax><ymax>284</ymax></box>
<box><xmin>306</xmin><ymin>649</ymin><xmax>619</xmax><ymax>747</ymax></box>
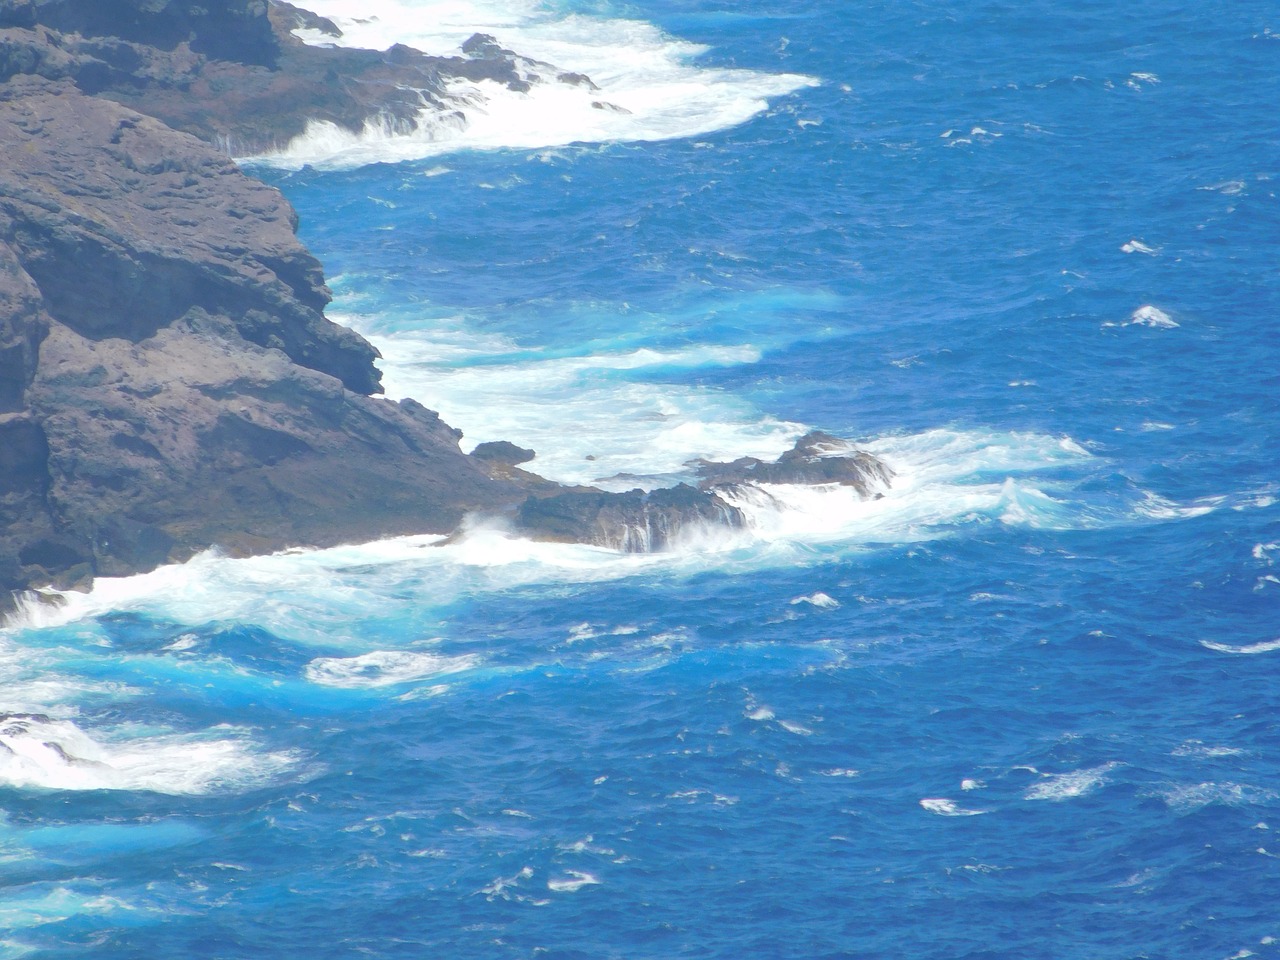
<box><xmin>471</xmin><ymin>440</ymin><xmax>536</xmax><ymax>466</ymax></box>
<box><xmin>692</xmin><ymin>430</ymin><xmax>894</xmax><ymax>498</ymax></box>
<box><xmin>0</xmin><ymin>79</ymin><xmax>523</xmax><ymax>603</ymax></box>
<box><xmin>0</xmin><ymin>0</ymin><xmax>281</xmax><ymax>67</ymax></box>
<box><xmin>515</xmin><ymin>484</ymin><xmax>745</xmax><ymax>553</ymax></box>
<box><xmin>456</xmin><ymin>32</ymin><xmax>592</xmax><ymax>94</ymax></box>
<box><xmin>510</xmin><ymin>433</ymin><xmax>892</xmax><ymax>552</ymax></box>
<box><xmin>0</xmin><ymin>19</ymin><xmax>444</xmax><ymax>155</ymax></box>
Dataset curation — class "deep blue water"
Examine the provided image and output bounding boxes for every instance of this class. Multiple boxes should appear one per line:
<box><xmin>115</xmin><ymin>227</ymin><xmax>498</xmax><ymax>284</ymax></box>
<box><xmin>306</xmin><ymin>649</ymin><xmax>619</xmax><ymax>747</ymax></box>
<box><xmin>3</xmin><ymin>0</ymin><xmax>1279</xmax><ymax>957</ymax></box>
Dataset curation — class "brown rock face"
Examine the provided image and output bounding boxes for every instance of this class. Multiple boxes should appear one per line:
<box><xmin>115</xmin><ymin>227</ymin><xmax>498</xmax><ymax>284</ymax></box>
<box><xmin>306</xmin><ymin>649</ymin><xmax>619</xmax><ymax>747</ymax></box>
<box><xmin>0</xmin><ymin>79</ymin><xmax>520</xmax><ymax>601</ymax></box>
<box><xmin>0</xmin><ymin>78</ymin><xmax>378</xmax><ymax>392</ymax></box>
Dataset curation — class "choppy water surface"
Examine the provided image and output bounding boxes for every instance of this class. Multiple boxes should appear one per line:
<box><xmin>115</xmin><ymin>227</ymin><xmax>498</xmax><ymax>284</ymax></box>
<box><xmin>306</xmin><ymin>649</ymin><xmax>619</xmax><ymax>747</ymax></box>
<box><xmin>3</xmin><ymin>0</ymin><xmax>1278</xmax><ymax>956</ymax></box>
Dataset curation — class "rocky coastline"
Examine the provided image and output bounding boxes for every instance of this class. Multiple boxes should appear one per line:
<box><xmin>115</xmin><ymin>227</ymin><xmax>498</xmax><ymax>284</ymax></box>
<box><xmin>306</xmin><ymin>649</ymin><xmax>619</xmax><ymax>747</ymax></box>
<box><xmin>0</xmin><ymin>0</ymin><xmax>892</xmax><ymax>612</ymax></box>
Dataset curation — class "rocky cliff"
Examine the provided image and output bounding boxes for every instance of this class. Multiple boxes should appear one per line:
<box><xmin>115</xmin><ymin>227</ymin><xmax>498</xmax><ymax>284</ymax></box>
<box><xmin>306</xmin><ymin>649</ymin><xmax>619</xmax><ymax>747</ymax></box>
<box><xmin>0</xmin><ymin>73</ymin><xmax>525</xmax><ymax>599</ymax></box>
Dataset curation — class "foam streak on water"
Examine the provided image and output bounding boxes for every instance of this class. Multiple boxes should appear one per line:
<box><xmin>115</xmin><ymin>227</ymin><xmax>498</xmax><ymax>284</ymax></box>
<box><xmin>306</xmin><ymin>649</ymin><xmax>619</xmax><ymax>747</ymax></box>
<box><xmin>358</xmin><ymin>325</ymin><xmax>801</xmax><ymax>485</ymax></box>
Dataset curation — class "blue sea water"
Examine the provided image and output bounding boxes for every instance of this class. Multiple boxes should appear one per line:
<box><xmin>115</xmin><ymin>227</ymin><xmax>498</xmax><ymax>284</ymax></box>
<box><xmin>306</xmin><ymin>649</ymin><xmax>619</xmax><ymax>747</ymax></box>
<box><xmin>3</xmin><ymin>0</ymin><xmax>1279</xmax><ymax>956</ymax></box>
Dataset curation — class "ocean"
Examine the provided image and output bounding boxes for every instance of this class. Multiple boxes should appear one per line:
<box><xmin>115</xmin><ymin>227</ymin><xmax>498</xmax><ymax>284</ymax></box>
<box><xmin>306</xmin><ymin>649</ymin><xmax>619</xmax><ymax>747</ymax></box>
<box><xmin>3</xmin><ymin>0</ymin><xmax>1279</xmax><ymax>956</ymax></box>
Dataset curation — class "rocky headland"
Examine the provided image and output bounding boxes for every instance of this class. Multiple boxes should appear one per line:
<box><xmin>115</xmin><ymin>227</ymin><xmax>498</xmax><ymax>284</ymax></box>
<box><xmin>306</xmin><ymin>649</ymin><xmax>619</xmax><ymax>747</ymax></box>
<box><xmin>0</xmin><ymin>0</ymin><xmax>615</xmax><ymax>155</ymax></box>
<box><xmin>0</xmin><ymin>0</ymin><xmax>893</xmax><ymax>611</ymax></box>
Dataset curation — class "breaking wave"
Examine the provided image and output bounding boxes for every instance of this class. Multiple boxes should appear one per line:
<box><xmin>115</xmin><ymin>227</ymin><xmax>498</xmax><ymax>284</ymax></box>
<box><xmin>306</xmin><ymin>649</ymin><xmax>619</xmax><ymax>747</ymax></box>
<box><xmin>252</xmin><ymin>0</ymin><xmax>816</xmax><ymax>168</ymax></box>
<box><xmin>0</xmin><ymin>714</ymin><xmax>300</xmax><ymax>795</ymax></box>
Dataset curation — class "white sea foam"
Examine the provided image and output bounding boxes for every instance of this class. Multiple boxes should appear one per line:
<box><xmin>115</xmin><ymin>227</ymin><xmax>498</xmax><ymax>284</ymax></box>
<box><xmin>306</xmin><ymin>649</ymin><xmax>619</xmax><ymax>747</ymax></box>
<box><xmin>0</xmin><ymin>884</ymin><xmax>160</xmax><ymax>936</ymax></box>
<box><xmin>790</xmin><ymin>592</ymin><xmax>840</xmax><ymax>609</ymax></box>
<box><xmin>1161</xmin><ymin>782</ymin><xmax>1277</xmax><ymax>812</ymax></box>
<box><xmin>1121</xmin><ymin>239</ymin><xmax>1158</xmax><ymax>255</ymax></box>
<box><xmin>0</xmin><ymin>714</ymin><xmax>299</xmax><ymax>795</ymax></box>
<box><xmin>480</xmin><ymin>866</ymin><xmax>550</xmax><ymax>905</ymax></box>
<box><xmin>0</xmin><ymin>674</ymin><xmax>133</xmax><ymax>720</ymax></box>
<box><xmin>1173</xmin><ymin>740</ymin><xmax>1245</xmax><ymax>758</ymax></box>
<box><xmin>1127</xmin><ymin>305</ymin><xmax>1179</xmax><ymax>328</ymax></box>
<box><xmin>0</xmin><ymin>631</ymin><xmax>142</xmax><ymax>721</ymax></box>
<box><xmin>1200</xmin><ymin>638</ymin><xmax>1280</xmax><ymax>655</ymax></box>
<box><xmin>1024</xmin><ymin>762</ymin><xmax>1121</xmax><ymax>801</ymax></box>
<box><xmin>1198</xmin><ymin>179</ymin><xmax>1246</xmax><ymax>195</ymax></box>
<box><xmin>547</xmin><ymin>870</ymin><xmax>600</xmax><ymax>893</ymax></box>
<box><xmin>713</xmin><ymin>428</ymin><xmax>1094</xmax><ymax>544</ymax></box>
<box><xmin>920</xmin><ymin>798</ymin><xmax>988</xmax><ymax>816</ymax></box>
<box><xmin>253</xmin><ymin>0</ymin><xmax>816</xmax><ymax>167</ymax></box>
<box><xmin>328</xmin><ymin>290</ymin><xmax>1132</xmax><ymax>561</ymax></box>
<box><xmin>304</xmin><ymin>650</ymin><xmax>479</xmax><ymax>688</ymax></box>
<box><xmin>0</xmin><ymin>533</ymin><xmax>685</xmax><ymax>640</ymax></box>
<box><xmin>1131</xmin><ymin>490</ymin><xmax>1218</xmax><ymax>521</ymax></box>
<box><xmin>358</xmin><ymin>326</ymin><xmax>802</xmax><ymax>487</ymax></box>
<box><xmin>778</xmin><ymin>720</ymin><xmax>813</xmax><ymax>736</ymax></box>
<box><xmin>565</xmin><ymin>622</ymin><xmax>639</xmax><ymax>644</ymax></box>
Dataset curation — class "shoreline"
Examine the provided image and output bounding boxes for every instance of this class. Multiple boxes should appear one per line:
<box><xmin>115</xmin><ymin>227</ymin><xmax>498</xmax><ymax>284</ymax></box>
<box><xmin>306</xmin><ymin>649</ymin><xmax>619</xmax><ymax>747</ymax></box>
<box><xmin>0</xmin><ymin>0</ymin><xmax>887</xmax><ymax>612</ymax></box>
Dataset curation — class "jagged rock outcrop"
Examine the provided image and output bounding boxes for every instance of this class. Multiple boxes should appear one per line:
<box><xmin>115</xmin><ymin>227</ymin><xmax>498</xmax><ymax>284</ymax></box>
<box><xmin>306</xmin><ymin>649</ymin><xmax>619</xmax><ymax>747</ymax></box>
<box><xmin>512</xmin><ymin>434</ymin><xmax>893</xmax><ymax>550</ymax></box>
<box><xmin>459</xmin><ymin>32</ymin><xmax>600</xmax><ymax>95</ymax></box>
<box><xmin>691</xmin><ymin>430</ymin><xmax>894</xmax><ymax>498</ymax></box>
<box><xmin>471</xmin><ymin>440</ymin><xmax>537</xmax><ymax>467</ymax></box>
<box><xmin>515</xmin><ymin>484</ymin><xmax>746</xmax><ymax>553</ymax></box>
<box><xmin>267</xmin><ymin>1</ymin><xmax>338</xmax><ymax>40</ymax></box>
<box><xmin>0</xmin><ymin>78</ymin><xmax>521</xmax><ymax>600</ymax></box>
